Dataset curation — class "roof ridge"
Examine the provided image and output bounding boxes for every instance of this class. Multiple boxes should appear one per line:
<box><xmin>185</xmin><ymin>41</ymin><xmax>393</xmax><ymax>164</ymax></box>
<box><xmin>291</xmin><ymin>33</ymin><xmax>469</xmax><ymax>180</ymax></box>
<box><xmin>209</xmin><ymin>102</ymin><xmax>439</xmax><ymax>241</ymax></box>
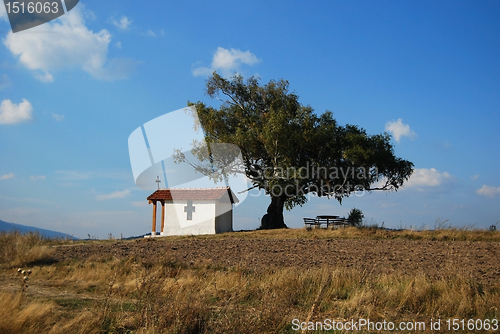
<box><xmin>147</xmin><ymin>186</ymin><xmax>238</xmax><ymax>203</ymax></box>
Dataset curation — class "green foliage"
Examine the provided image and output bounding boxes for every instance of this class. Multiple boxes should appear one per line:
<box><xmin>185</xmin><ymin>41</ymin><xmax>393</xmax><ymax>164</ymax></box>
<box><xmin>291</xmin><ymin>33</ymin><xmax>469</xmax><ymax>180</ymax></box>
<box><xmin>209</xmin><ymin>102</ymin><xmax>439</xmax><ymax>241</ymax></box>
<box><xmin>347</xmin><ymin>208</ymin><xmax>364</xmax><ymax>226</ymax></box>
<box><xmin>186</xmin><ymin>72</ymin><xmax>414</xmax><ymax>228</ymax></box>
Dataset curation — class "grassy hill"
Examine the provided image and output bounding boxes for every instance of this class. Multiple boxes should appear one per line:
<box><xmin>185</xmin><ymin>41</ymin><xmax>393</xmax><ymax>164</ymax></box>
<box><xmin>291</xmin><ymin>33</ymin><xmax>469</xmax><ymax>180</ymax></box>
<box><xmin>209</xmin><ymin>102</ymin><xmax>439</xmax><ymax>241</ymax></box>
<box><xmin>0</xmin><ymin>227</ymin><xmax>499</xmax><ymax>333</ymax></box>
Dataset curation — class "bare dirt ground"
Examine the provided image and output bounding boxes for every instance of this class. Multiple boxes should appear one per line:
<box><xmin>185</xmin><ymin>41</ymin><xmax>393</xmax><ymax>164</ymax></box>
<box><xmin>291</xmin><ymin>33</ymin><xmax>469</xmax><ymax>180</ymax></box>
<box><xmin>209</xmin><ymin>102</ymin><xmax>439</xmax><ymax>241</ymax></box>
<box><xmin>53</xmin><ymin>236</ymin><xmax>500</xmax><ymax>286</ymax></box>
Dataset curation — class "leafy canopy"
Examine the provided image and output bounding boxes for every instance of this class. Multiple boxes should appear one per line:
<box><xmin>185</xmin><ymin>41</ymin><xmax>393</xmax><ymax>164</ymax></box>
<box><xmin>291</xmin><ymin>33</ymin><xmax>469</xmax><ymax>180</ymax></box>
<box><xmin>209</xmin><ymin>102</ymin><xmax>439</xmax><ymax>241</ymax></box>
<box><xmin>188</xmin><ymin>73</ymin><xmax>414</xmax><ymax>210</ymax></box>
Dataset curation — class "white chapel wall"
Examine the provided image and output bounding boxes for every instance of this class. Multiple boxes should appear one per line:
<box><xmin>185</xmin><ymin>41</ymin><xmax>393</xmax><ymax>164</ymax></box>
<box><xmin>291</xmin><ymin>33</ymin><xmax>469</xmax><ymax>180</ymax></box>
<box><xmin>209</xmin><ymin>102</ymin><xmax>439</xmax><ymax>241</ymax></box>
<box><xmin>215</xmin><ymin>201</ymin><xmax>233</xmax><ymax>233</ymax></box>
<box><xmin>162</xmin><ymin>200</ymin><xmax>217</xmax><ymax>236</ymax></box>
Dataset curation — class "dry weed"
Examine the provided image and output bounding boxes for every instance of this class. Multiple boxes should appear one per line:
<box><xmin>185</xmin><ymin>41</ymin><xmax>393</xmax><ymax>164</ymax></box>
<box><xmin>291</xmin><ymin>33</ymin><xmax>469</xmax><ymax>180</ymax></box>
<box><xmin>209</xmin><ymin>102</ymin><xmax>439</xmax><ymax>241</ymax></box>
<box><xmin>0</xmin><ymin>230</ymin><xmax>499</xmax><ymax>333</ymax></box>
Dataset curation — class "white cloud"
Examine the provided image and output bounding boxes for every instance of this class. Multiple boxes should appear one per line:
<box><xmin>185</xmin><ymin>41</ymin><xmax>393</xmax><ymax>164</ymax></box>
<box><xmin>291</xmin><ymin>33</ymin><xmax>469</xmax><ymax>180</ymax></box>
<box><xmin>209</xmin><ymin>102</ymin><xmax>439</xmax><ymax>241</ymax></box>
<box><xmin>0</xmin><ymin>74</ymin><xmax>11</xmax><ymax>90</ymax></box>
<box><xmin>404</xmin><ymin>168</ymin><xmax>453</xmax><ymax>188</ymax></box>
<box><xmin>30</xmin><ymin>175</ymin><xmax>46</xmax><ymax>181</ymax></box>
<box><xmin>51</xmin><ymin>113</ymin><xmax>64</xmax><ymax>121</ymax></box>
<box><xmin>111</xmin><ymin>16</ymin><xmax>132</xmax><ymax>30</ymax></box>
<box><xmin>114</xmin><ymin>41</ymin><xmax>122</xmax><ymax>49</ymax></box>
<box><xmin>471</xmin><ymin>174</ymin><xmax>479</xmax><ymax>180</ymax></box>
<box><xmin>0</xmin><ymin>173</ymin><xmax>14</xmax><ymax>180</ymax></box>
<box><xmin>213</xmin><ymin>48</ymin><xmax>260</xmax><ymax>69</ymax></box>
<box><xmin>191</xmin><ymin>66</ymin><xmax>212</xmax><ymax>77</ymax></box>
<box><xmin>96</xmin><ymin>189</ymin><xmax>130</xmax><ymax>201</ymax></box>
<box><xmin>192</xmin><ymin>47</ymin><xmax>261</xmax><ymax>77</ymax></box>
<box><xmin>385</xmin><ymin>119</ymin><xmax>417</xmax><ymax>143</ymax></box>
<box><xmin>34</xmin><ymin>72</ymin><xmax>54</xmax><ymax>83</ymax></box>
<box><xmin>476</xmin><ymin>185</ymin><xmax>500</xmax><ymax>198</ymax></box>
<box><xmin>0</xmin><ymin>99</ymin><xmax>33</xmax><ymax>124</ymax></box>
<box><xmin>3</xmin><ymin>6</ymin><xmax>137</xmax><ymax>82</ymax></box>
<box><xmin>83</xmin><ymin>10</ymin><xmax>97</xmax><ymax>22</ymax></box>
<box><xmin>144</xmin><ymin>29</ymin><xmax>164</xmax><ymax>38</ymax></box>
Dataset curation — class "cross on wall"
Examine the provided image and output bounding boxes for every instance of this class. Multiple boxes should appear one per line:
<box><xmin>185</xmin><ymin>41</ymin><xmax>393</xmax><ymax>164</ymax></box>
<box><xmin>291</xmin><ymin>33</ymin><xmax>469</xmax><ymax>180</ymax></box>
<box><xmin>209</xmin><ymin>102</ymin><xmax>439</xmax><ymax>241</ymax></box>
<box><xmin>184</xmin><ymin>201</ymin><xmax>195</xmax><ymax>220</ymax></box>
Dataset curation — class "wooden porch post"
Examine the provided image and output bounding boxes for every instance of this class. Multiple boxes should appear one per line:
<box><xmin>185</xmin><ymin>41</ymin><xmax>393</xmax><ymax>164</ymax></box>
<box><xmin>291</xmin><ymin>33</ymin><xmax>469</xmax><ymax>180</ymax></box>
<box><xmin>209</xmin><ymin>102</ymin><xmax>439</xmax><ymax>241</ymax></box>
<box><xmin>160</xmin><ymin>200</ymin><xmax>165</xmax><ymax>235</ymax></box>
<box><xmin>151</xmin><ymin>200</ymin><xmax>157</xmax><ymax>236</ymax></box>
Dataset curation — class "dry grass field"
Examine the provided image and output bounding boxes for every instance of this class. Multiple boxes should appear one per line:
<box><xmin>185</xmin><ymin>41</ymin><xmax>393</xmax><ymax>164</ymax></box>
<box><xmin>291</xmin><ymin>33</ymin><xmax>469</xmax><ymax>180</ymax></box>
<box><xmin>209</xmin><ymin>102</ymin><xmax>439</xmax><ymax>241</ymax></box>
<box><xmin>0</xmin><ymin>226</ymin><xmax>499</xmax><ymax>333</ymax></box>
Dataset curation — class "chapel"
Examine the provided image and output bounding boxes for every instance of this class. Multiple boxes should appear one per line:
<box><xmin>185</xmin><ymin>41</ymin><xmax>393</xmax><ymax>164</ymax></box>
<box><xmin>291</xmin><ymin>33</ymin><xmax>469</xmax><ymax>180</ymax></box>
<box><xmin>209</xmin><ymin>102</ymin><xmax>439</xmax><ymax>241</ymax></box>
<box><xmin>147</xmin><ymin>187</ymin><xmax>238</xmax><ymax>236</ymax></box>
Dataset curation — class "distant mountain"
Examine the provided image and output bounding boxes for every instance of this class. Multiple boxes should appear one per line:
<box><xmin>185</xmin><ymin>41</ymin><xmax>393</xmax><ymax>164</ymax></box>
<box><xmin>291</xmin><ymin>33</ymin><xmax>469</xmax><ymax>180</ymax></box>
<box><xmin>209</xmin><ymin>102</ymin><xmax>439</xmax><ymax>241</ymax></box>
<box><xmin>0</xmin><ymin>219</ymin><xmax>78</xmax><ymax>239</ymax></box>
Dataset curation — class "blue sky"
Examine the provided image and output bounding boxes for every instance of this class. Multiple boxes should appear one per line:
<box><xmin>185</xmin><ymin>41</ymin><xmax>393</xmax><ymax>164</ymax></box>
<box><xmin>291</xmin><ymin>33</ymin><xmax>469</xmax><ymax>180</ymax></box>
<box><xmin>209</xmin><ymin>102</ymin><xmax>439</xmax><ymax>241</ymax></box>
<box><xmin>0</xmin><ymin>1</ymin><xmax>499</xmax><ymax>238</ymax></box>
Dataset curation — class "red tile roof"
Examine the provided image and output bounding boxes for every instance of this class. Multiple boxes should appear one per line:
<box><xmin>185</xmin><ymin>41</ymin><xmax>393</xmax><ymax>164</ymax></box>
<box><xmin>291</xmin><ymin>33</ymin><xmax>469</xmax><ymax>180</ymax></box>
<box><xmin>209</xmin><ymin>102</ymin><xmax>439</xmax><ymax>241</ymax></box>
<box><xmin>147</xmin><ymin>187</ymin><xmax>239</xmax><ymax>203</ymax></box>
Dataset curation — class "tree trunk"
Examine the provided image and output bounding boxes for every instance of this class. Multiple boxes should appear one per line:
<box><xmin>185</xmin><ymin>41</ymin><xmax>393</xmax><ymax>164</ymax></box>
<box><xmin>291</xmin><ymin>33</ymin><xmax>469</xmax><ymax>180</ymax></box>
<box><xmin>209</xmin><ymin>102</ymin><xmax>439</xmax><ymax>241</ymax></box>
<box><xmin>260</xmin><ymin>195</ymin><xmax>288</xmax><ymax>229</ymax></box>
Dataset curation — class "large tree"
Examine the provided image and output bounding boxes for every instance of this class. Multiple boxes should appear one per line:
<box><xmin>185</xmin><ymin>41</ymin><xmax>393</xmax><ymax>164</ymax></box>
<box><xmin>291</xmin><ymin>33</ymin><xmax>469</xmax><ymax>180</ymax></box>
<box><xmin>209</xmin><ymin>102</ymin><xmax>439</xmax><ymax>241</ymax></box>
<box><xmin>186</xmin><ymin>73</ymin><xmax>414</xmax><ymax>229</ymax></box>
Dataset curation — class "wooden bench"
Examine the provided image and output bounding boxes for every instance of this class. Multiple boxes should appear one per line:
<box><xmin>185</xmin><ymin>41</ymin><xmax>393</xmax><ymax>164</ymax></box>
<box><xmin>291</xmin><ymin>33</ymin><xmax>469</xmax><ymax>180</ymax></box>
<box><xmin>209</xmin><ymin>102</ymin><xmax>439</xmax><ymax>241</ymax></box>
<box><xmin>304</xmin><ymin>216</ymin><xmax>348</xmax><ymax>229</ymax></box>
<box><xmin>330</xmin><ymin>218</ymin><xmax>348</xmax><ymax>228</ymax></box>
<box><xmin>315</xmin><ymin>217</ymin><xmax>333</xmax><ymax>228</ymax></box>
<box><xmin>303</xmin><ymin>217</ymin><xmax>318</xmax><ymax>229</ymax></box>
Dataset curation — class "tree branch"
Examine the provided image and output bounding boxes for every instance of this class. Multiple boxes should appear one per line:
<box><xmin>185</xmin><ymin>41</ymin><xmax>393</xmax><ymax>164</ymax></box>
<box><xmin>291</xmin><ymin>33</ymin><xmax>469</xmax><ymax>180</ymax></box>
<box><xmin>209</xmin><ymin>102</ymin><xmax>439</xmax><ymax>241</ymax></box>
<box><xmin>237</xmin><ymin>184</ymin><xmax>260</xmax><ymax>194</ymax></box>
<box><xmin>220</xmin><ymin>87</ymin><xmax>245</xmax><ymax>111</ymax></box>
